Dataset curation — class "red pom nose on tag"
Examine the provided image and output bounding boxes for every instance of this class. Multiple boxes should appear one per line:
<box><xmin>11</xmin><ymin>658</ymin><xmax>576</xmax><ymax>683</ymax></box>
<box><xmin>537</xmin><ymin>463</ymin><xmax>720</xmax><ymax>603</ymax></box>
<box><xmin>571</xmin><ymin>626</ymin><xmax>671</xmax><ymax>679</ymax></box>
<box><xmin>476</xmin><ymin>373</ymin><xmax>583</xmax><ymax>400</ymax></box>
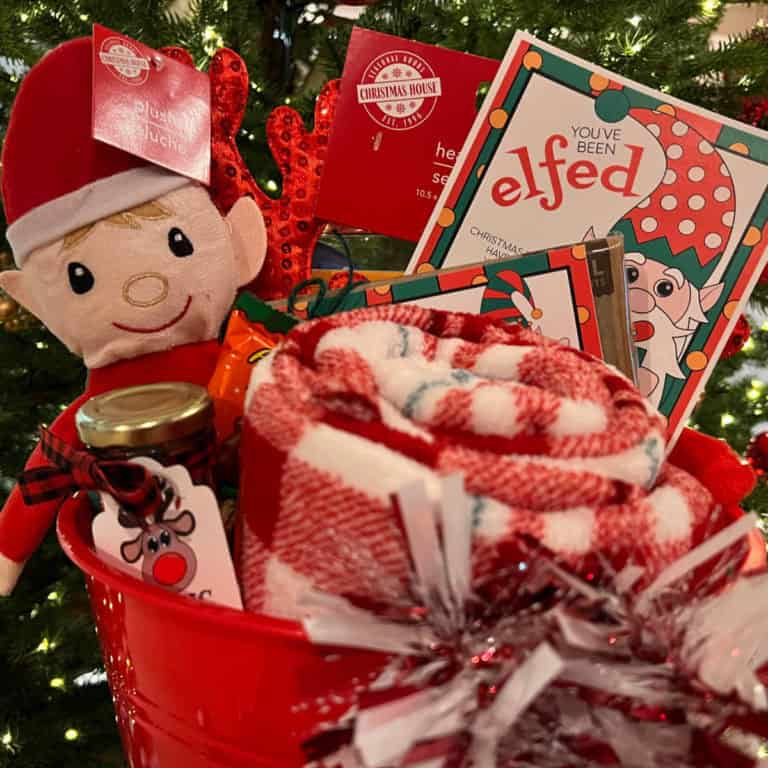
<box><xmin>153</xmin><ymin>553</ymin><xmax>187</xmax><ymax>586</ymax></box>
<box><xmin>633</xmin><ymin>320</ymin><xmax>655</xmax><ymax>342</ymax></box>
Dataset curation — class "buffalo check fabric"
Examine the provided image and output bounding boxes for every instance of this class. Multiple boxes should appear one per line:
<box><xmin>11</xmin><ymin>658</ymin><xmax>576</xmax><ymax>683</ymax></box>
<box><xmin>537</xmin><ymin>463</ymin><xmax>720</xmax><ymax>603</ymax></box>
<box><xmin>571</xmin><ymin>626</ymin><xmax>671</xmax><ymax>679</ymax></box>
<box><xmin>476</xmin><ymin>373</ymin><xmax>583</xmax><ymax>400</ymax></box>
<box><xmin>238</xmin><ymin>305</ymin><xmax>722</xmax><ymax>619</ymax></box>
<box><xmin>19</xmin><ymin>427</ymin><xmax>162</xmax><ymax>516</ymax></box>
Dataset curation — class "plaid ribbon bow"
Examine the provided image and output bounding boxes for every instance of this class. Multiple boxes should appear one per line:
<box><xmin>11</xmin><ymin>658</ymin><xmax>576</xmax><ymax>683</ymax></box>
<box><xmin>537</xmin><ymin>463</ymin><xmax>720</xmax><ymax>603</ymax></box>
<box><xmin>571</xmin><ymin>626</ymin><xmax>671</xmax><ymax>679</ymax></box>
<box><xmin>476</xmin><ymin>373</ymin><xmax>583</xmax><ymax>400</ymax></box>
<box><xmin>19</xmin><ymin>428</ymin><xmax>163</xmax><ymax>517</ymax></box>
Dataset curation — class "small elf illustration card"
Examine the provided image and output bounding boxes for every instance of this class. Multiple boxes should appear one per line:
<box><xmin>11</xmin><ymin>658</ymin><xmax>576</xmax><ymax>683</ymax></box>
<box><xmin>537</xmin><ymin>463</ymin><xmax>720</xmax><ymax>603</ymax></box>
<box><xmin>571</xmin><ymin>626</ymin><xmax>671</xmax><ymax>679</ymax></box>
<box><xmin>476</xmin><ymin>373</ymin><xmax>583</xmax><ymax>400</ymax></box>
<box><xmin>288</xmin><ymin>240</ymin><xmax>606</xmax><ymax>361</ymax></box>
<box><xmin>408</xmin><ymin>31</ymin><xmax>768</xmax><ymax>443</ymax></box>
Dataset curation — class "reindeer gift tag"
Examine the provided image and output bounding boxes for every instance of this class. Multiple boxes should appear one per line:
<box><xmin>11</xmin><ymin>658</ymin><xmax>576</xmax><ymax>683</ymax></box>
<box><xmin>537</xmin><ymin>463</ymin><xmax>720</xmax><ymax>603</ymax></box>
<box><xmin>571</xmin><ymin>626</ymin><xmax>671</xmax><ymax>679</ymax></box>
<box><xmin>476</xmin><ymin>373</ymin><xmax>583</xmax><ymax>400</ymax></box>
<box><xmin>92</xmin><ymin>458</ymin><xmax>242</xmax><ymax>609</ymax></box>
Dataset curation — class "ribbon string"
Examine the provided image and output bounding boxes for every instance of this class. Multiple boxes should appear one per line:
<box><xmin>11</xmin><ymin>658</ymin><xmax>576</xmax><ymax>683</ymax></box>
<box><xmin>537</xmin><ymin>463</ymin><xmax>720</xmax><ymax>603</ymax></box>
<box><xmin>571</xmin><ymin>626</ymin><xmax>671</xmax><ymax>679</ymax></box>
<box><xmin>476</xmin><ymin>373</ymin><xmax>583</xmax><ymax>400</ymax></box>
<box><xmin>19</xmin><ymin>428</ymin><xmax>164</xmax><ymax>517</ymax></box>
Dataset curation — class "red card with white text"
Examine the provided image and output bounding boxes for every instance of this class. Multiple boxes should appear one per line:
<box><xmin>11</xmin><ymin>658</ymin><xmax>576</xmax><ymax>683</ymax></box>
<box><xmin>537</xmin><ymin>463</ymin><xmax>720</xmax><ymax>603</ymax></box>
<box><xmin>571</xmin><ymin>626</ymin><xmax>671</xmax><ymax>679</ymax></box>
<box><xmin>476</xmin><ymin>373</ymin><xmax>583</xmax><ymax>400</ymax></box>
<box><xmin>92</xmin><ymin>24</ymin><xmax>210</xmax><ymax>184</ymax></box>
<box><xmin>316</xmin><ymin>27</ymin><xmax>499</xmax><ymax>242</ymax></box>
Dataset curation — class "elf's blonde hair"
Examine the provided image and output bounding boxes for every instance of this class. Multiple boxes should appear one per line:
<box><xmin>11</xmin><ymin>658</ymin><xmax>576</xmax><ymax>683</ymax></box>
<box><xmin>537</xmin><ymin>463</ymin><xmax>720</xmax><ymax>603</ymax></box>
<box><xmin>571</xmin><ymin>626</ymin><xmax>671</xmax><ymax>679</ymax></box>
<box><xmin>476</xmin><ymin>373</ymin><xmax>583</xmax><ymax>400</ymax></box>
<box><xmin>62</xmin><ymin>200</ymin><xmax>173</xmax><ymax>250</ymax></box>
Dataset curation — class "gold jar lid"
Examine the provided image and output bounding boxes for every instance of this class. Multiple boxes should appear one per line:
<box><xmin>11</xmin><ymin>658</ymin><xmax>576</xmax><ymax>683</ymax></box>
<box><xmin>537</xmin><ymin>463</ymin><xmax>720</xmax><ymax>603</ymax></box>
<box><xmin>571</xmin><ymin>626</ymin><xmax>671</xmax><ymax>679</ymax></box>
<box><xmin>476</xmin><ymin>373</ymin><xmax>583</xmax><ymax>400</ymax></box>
<box><xmin>76</xmin><ymin>382</ymin><xmax>214</xmax><ymax>448</ymax></box>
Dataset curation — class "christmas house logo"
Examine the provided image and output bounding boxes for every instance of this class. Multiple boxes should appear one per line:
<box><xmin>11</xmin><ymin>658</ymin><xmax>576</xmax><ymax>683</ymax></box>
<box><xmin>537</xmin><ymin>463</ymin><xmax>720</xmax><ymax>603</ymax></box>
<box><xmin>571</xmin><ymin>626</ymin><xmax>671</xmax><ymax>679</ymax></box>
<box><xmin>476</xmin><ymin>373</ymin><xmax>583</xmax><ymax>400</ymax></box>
<box><xmin>357</xmin><ymin>49</ymin><xmax>441</xmax><ymax>131</ymax></box>
<box><xmin>98</xmin><ymin>35</ymin><xmax>150</xmax><ymax>86</ymax></box>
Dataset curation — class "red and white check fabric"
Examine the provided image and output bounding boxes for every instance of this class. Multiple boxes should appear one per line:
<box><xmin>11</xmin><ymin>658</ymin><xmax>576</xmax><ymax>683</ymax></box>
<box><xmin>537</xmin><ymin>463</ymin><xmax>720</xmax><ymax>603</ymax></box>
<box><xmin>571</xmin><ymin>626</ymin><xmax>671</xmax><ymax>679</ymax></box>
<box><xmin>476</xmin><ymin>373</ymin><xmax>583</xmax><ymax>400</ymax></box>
<box><xmin>238</xmin><ymin>305</ymin><xmax>718</xmax><ymax>619</ymax></box>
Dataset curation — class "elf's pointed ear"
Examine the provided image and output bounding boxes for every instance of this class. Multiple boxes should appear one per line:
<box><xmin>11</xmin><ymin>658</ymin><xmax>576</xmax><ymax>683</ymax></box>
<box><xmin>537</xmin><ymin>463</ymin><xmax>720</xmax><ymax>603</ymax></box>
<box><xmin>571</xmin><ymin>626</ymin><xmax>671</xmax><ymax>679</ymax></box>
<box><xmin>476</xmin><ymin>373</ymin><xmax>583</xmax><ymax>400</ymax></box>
<box><xmin>226</xmin><ymin>196</ymin><xmax>267</xmax><ymax>287</ymax></box>
<box><xmin>0</xmin><ymin>269</ymin><xmax>40</xmax><ymax>318</ymax></box>
<box><xmin>700</xmin><ymin>281</ymin><xmax>725</xmax><ymax>314</ymax></box>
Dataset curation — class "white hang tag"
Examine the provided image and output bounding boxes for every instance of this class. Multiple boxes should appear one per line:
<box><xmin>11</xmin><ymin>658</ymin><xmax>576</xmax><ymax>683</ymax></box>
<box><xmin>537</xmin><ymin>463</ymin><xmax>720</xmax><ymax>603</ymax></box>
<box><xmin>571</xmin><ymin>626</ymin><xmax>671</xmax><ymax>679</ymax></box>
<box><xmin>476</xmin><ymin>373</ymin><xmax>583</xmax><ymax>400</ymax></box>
<box><xmin>92</xmin><ymin>458</ymin><xmax>243</xmax><ymax>610</ymax></box>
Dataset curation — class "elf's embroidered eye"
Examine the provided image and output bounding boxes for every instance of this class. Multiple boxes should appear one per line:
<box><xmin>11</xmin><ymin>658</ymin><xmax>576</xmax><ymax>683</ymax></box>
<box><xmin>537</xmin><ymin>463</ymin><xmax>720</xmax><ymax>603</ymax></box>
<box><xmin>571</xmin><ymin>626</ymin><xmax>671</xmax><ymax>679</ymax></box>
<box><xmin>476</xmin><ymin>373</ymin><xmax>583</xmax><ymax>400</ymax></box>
<box><xmin>159</xmin><ymin>530</ymin><xmax>171</xmax><ymax>547</ymax></box>
<box><xmin>147</xmin><ymin>537</ymin><xmax>159</xmax><ymax>553</ymax></box>
<box><xmin>626</xmin><ymin>265</ymin><xmax>639</xmax><ymax>284</ymax></box>
<box><xmin>67</xmin><ymin>262</ymin><xmax>95</xmax><ymax>294</ymax></box>
<box><xmin>654</xmin><ymin>280</ymin><xmax>674</xmax><ymax>298</ymax></box>
<box><xmin>168</xmin><ymin>227</ymin><xmax>194</xmax><ymax>257</ymax></box>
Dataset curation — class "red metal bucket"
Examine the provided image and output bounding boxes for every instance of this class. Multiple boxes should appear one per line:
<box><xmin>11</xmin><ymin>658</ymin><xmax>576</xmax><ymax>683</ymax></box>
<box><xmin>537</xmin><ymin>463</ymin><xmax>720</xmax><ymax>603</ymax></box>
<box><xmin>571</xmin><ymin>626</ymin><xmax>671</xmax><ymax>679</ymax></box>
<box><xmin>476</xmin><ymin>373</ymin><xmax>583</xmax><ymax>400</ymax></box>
<box><xmin>57</xmin><ymin>500</ymin><xmax>383</xmax><ymax>768</ymax></box>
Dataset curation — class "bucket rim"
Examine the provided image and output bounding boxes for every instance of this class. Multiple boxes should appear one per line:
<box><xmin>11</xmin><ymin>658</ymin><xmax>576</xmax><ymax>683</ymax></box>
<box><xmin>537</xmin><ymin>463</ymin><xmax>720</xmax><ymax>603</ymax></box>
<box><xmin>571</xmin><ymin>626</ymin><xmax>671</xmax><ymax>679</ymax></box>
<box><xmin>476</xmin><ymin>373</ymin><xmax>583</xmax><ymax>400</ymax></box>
<box><xmin>56</xmin><ymin>498</ymin><xmax>307</xmax><ymax>642</ymax></box>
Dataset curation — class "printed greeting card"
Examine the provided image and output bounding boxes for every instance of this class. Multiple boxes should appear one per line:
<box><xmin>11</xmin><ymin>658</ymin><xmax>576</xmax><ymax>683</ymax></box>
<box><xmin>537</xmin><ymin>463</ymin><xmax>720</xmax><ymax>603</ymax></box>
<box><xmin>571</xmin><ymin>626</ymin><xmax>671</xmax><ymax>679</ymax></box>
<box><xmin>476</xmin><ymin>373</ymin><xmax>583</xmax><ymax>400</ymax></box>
<box><xmin>316</xmin><ymin>27</ymin><xmax>499</xmax><ymax>242</ymax></box>
<box><xmin>287</xmin><ymin>240</ymin><xmax>607</xmax><ymax>361</ymax></box>
<box><xmin>408</xmin><ymin>31</ymin><xmax>768</xmax><ymax>443</ymax></box>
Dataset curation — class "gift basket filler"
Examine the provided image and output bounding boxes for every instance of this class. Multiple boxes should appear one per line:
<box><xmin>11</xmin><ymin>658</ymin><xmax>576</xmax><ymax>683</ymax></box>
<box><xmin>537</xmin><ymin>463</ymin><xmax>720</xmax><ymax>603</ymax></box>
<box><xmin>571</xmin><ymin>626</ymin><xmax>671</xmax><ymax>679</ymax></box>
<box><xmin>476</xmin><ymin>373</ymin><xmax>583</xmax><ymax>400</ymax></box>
<box><xmin>1</xmin><ymin>27</ymin><xmax>768</xmax><ymax>768</ymax></box>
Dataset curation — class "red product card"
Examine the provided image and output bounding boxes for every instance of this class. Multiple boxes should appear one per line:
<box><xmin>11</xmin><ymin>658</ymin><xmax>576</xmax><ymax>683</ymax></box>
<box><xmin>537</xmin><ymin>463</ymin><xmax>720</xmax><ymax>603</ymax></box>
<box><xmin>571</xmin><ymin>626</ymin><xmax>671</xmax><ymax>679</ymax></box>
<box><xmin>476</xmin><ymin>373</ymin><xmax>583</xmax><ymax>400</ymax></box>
<box><xmin>316</xmin><ymin>27</ymin><xmax>498</xmax><ymax>242</ymax></box>
<box><xmin>92</xmin><ymin>24</ymin><xmax>211</xmax><ymax>184</ymax></box>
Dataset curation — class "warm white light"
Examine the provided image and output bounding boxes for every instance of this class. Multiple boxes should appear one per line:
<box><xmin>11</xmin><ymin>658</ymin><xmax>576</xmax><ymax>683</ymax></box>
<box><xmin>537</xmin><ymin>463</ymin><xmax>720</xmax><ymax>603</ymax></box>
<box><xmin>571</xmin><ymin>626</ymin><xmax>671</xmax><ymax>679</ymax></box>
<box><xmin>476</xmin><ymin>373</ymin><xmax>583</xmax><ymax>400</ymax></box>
<box><xmin>628</xmin><ymin>14</ymin><xmax>642</xmax><ymax>26</ymax></box>
<box><xmin>64</xmin><ymin>728</ymin><xmax>79</xmax><ymax>742</ymax></box>
<box><xmin>265</xmin><ymin>180</ymin><xmax>279</xmax><ymax>193</ymax></box>
<box><xmin>74</xmin><ymin>669</ymin><xmax>107</xmax><ymax>687</ymax></box>
<box><xmin>50</xmin><ymin>677</ymin><xmax>65</xmax><ymax>689</ymax></box>
<box><xmin>721</xmin><ymin>413</ymin><xmax>735</xmax><ymax>427</ymax></box>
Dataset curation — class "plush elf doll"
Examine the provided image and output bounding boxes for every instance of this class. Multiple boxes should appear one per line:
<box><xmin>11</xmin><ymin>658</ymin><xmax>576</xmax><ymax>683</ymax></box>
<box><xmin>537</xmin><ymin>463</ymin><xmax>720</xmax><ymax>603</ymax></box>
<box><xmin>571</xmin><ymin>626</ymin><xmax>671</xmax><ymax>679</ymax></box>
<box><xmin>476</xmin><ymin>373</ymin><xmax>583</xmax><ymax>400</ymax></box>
<box><xmin>0</xmin><ymin>37</ymin><xmax>267</xmax><ymax>593</ymax></box>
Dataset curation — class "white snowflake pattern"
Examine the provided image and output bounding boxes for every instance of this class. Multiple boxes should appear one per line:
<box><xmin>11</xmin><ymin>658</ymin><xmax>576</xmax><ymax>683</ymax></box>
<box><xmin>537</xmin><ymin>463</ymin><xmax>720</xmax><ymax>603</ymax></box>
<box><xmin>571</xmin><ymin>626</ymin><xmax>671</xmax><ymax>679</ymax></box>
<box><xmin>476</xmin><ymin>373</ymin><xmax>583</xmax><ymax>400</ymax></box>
<box><xmin>393</xmin><ymin>67</ymin><xmax>402</xmax><ymax>78</ymax></box>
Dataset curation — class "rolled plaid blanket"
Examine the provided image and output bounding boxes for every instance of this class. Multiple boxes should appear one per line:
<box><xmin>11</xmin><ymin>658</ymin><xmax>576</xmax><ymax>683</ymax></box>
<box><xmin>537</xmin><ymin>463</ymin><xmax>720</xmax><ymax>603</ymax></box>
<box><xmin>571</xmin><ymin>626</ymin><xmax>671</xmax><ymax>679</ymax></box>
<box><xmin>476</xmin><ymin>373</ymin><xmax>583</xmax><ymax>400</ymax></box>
<box><xmin>238</xmin><ymin>305</ymin><xmax>732</xmax><ymax>618</ymax></box>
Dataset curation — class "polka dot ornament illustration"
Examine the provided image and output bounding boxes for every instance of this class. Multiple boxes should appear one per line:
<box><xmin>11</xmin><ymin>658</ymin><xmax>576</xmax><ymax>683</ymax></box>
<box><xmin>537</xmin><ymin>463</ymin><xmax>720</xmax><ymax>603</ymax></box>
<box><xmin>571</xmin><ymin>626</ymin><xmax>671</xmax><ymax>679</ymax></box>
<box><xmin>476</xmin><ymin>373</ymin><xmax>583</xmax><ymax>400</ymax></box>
<box><xmin>624</xmin><ymin>107</ymin><xmax>735</xmax><ymax>276</ymax></box>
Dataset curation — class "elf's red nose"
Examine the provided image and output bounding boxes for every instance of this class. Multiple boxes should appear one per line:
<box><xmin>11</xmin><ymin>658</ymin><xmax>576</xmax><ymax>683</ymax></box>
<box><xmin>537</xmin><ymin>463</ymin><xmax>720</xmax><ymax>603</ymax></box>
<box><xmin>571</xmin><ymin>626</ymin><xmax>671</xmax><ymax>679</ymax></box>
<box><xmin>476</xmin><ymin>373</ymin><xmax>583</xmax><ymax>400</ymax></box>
<box><xmin>152</xmin><ymin>553</ymin><xmax>187</xmax><ymax>586</ymax></box>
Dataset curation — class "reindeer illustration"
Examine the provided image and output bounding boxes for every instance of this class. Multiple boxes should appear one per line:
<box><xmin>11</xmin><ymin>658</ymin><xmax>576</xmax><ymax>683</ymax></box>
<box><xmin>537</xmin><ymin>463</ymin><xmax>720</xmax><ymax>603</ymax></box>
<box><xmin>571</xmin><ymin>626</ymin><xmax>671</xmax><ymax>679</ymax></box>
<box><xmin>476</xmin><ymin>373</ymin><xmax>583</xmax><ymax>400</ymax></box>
<box><xmin>118</xmin><ymin>478</ymin><xmax>198</xmax><ymax>592</ymax></box>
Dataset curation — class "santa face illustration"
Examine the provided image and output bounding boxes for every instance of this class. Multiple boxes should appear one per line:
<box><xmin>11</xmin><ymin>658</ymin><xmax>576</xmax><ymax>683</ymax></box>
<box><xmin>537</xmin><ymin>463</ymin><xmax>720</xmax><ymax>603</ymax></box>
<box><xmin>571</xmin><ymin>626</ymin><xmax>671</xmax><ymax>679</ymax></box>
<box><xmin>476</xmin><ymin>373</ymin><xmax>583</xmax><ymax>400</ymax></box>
<box><xmin>625</xmin><ymin>252</ymin><xmax>723</xmax><ymax>406</ymax></box>
<box><xmin>607</xmin><ymin>103</ymin><xmax>734</xmax><ymax>411</ymax></box>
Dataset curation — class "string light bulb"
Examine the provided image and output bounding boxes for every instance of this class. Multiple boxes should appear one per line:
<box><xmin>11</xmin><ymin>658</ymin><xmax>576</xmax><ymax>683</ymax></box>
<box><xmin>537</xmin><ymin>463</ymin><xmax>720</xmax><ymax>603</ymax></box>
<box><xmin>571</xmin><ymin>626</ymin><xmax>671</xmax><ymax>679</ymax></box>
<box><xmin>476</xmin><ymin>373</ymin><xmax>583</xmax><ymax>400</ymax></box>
<box><xmin>49</xmin><ymin>677</ymin><xmax>65</xmax><ymax>689</ymax></box>
<box><xmin>64</xmin><ymin>728</ymin><xmax>79</xmax><ymax>742</ymax></box>
<box><xmin>721</xmin><ymin>412</ymin><xmax>736</xmax><ymax>427</ymax></box>
<box><xmin>36</xmin><ymin>637</ymin><xmax>51</xmax><ymax>653</ymax></box>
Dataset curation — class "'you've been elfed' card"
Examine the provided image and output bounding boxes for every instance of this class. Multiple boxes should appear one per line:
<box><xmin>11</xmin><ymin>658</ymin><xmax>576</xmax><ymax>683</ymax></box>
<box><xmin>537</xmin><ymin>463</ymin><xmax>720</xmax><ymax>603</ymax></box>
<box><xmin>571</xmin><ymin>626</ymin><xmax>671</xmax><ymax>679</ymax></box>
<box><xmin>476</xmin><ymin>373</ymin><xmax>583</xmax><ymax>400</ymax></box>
<box><xmin>408</xmin><ymin>31</ymin><xmax>768</xmax><ymax>445</ymax></box>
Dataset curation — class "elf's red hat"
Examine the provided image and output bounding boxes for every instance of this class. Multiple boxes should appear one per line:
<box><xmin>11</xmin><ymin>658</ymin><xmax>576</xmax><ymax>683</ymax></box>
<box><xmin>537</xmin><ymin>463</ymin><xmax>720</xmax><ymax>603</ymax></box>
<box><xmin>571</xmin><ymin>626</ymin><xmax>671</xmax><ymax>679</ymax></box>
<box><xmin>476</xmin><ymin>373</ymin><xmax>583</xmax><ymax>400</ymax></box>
<box><xmin>2</xmin><ymin>36</ymin><xmax>189</xmax><ymax>267</ymax></box>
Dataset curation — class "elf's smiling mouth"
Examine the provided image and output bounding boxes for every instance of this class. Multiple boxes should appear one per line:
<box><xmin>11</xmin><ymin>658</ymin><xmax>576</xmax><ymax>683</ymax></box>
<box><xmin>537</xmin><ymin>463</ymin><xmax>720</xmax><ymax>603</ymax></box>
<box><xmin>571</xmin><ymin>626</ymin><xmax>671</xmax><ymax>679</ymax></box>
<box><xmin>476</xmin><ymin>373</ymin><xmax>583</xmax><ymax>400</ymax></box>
<box><xmin>112</xmin><ymin>296</ymin><xmax>192</xmax><ymax>334</ymax></box>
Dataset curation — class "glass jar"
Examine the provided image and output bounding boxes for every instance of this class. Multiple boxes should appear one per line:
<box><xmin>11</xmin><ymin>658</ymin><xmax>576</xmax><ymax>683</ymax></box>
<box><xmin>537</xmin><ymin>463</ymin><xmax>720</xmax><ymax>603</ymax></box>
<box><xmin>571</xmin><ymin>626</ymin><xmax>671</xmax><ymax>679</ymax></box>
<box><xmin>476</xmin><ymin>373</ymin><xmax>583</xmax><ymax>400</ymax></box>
<box><xmin>75</xmin><ymin>382</ymin><xmax>216</xmax><ymax>487</ymax></box>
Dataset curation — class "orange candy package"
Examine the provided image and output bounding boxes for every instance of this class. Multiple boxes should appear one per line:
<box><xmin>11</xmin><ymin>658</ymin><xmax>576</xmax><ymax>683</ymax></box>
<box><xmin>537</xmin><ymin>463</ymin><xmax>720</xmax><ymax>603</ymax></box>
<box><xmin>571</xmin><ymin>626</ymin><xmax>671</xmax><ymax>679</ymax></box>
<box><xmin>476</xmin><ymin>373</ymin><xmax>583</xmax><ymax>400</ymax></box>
<box><xmin>208</xmin><ymin>292</ymin><xmax>298</xmax><ymax>443</ymax></box>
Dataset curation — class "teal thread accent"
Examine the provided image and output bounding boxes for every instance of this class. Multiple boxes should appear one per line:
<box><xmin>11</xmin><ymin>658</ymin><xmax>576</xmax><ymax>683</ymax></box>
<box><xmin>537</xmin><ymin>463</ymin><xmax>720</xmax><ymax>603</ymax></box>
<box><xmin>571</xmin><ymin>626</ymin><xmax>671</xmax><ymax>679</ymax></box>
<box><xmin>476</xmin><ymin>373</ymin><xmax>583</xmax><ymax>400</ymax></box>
<box><xmin>471</xmin><ymin>496</ymin><xmax>485</xmax><ymax>529</ymax></box>
<box><xmin>644</xmin><ymin>437</ymin><xmax>661</xmax><ymax>487</ymax></box>
<box><xmin>451</xmin><ymin>369</ymin><xmax>473</xmax><ymax>383</ymax></box>
<box><xmin>402</xmin><ymin>369</ymin><xmax>475</xmax><ymax>418</ymax></box>
<box><xmin>397</xmin><ymin>325</ymin><xmax>410</xmax><ymax>357</ymax></box>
